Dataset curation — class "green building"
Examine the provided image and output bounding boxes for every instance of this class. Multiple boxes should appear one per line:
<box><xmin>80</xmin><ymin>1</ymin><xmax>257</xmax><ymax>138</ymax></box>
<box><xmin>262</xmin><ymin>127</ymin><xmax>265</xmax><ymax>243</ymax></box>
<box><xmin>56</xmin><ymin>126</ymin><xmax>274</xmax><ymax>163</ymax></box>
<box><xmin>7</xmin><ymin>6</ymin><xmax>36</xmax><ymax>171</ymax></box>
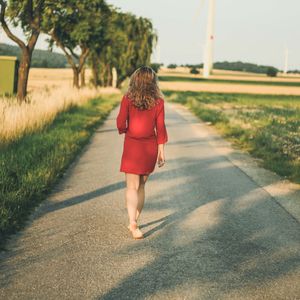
<box><xmin>0</xmin><ymin>56</ymin><xmax>19</xmax><ymax>96</ymax></box>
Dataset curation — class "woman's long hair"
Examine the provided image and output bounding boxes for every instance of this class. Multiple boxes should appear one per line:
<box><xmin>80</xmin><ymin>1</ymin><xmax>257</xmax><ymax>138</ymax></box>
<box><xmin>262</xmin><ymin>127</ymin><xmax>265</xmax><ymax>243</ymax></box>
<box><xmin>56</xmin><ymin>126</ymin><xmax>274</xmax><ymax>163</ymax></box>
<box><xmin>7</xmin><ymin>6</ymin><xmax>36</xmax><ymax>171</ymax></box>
<box><xmin>126</xmin><ymin>66</ymin><xmax>163</xmax><ymax>110</ymax></box>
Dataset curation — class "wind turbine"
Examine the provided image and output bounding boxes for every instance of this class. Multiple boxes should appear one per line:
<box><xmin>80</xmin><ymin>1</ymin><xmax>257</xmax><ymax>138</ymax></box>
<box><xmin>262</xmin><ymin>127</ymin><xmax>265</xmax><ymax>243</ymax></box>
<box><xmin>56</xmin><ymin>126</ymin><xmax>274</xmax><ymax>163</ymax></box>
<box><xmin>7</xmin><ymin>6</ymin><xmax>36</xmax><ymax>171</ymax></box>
<box><xmin>203</xmin><ymin>0</ymin><xmax>216</xmax><ymax>78</ymax></box>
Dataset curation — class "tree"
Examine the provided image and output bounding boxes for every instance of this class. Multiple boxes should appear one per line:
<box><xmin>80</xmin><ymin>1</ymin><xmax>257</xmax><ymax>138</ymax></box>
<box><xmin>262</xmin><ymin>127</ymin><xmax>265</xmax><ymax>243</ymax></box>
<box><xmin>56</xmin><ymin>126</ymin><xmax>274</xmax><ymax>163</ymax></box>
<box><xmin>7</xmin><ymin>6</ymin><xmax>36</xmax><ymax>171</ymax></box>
<box><xmin>0</xmin><ymin>0</ymin><xmax>44</xmax><ymax>100</ymax></box>
<box><xmin>150</xmin><ymin>63</ymin><xmax>162</xmax><ymax>73</ymax></box>
<box><xmin>266</xmin><ymin>67</ymin><xmax>278</xmax><ymax>77</ymax></box>
<box><xmin>42</xmin><ymin>0</ymin><xmax>110</xmax><ymax>88</ymax></box>
<box><xmin>167</xmin><ymin>64</ymin><xmax>177</xmax><ymax>69</ymax></box>
<box><xmin>89</xmin><ymin>9</ymin><xmax>157</xmax><ymax>88</ymax></box>
<box><xmin>190</xmin><ymin>67</ymin><xmax>200</xmax><ymax>74</ymax></box>
<box><xmin>87</xmin><ymin>5</ymin><xmax>116</xmax><ymax>87</ymax></box>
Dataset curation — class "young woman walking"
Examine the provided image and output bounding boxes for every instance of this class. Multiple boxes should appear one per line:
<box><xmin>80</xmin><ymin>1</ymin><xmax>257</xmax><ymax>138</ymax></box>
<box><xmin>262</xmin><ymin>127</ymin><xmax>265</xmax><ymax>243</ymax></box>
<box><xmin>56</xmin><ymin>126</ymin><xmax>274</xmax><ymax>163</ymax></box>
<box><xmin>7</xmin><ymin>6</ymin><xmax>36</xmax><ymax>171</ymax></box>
<box><xmin>116</xmin><ymin>66</ymin><xmax>168</xmax><ymax>240</ymax></box>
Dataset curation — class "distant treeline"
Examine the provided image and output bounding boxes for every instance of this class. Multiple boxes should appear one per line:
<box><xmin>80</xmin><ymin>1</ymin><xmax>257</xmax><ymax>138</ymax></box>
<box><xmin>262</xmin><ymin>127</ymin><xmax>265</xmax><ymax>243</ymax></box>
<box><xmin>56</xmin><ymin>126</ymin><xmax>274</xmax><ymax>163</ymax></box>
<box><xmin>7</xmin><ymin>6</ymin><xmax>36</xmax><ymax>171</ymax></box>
<box><xmin>214</xmin><ymin>61</ymin><xmax>278</xmax><ymax>74</ymax></box>
<box><xmin>175</xmin><ymin>61</ymin><xmax>299</xmax><ymax>74</ymax></box>
<box><xmin>287</xmin><ymin>70</ymin><xmax>300</xmax><ymax>74</ymax></box>
<box><xmin>0</xmin><ymin>43</ymin><xmax>67</xmax><ymax>68</ymax></box>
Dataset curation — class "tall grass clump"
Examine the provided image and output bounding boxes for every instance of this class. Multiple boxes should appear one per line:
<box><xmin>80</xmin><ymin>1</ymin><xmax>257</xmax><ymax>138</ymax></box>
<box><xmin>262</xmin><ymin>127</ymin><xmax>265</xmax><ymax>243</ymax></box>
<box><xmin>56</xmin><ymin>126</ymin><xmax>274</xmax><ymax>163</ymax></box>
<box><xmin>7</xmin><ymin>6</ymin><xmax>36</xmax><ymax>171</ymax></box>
<box><xmin>0</xmin><ymin>85</ymin><xmax>119</xmax><ymax>144</ymax></box>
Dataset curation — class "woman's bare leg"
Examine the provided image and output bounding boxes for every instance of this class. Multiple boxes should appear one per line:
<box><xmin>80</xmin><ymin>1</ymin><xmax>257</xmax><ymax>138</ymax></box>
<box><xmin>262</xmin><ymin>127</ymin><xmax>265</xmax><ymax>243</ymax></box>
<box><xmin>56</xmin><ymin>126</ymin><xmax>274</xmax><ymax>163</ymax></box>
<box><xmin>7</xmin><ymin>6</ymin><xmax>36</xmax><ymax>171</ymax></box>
<box><xmin>136</xmin><ymin>174</ymin><xmax>149</xmax><ymax>221</ymax></box>
<box><xmin>125</xmin><ymin>173</ymin><xmax>140</xmax><ymax>226</ymax></box>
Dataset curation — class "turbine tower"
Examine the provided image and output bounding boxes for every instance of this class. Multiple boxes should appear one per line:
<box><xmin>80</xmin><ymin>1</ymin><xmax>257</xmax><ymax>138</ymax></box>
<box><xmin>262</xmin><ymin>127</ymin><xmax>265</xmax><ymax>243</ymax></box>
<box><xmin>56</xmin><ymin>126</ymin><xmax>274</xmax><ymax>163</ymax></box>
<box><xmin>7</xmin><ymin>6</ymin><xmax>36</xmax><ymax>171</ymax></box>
<box><xmin>203</xmin><ymin>0</ymin><xmax>216</xmax><ymax>78</ymax></box>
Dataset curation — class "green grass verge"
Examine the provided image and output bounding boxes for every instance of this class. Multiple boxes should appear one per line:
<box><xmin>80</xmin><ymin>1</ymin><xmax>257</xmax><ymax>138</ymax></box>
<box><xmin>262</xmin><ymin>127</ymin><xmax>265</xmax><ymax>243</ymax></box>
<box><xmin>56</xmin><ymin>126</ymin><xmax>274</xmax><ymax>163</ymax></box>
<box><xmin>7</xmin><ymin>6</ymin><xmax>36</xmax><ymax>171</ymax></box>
<box><xmin>164</xmin><ymin>90</ymin><xmax>300</xmax><ymax>183</ymax></box>
<box><xmin>159</xmin><ymin>75</ymin><xmax>300</xmax><ymax>87</ymax></box>
<box><xmin>0</xmin><ymin>94</ymin><xmax>120</xmax><ymax>248</ymax></box>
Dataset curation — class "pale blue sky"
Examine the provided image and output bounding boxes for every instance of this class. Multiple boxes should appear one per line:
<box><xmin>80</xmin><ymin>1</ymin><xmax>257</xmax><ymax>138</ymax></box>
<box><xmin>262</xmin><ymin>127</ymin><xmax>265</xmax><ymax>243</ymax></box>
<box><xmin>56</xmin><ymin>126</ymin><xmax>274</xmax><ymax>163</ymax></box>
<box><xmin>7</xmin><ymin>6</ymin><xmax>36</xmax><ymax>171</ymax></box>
<box><xmin>1</xmin><ymin>0</ymin><xmax>299</xmax><ymax>69</ymax></box>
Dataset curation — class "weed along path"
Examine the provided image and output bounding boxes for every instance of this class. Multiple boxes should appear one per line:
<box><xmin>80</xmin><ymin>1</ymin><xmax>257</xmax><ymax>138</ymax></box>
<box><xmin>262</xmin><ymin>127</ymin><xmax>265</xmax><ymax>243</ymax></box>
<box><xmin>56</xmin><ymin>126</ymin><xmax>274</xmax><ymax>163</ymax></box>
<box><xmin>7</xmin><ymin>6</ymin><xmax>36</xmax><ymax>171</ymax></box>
<box><xmin>0</xmin><ymin>101</ymin><xmax>300</xmax><ymax>299</ymax></box>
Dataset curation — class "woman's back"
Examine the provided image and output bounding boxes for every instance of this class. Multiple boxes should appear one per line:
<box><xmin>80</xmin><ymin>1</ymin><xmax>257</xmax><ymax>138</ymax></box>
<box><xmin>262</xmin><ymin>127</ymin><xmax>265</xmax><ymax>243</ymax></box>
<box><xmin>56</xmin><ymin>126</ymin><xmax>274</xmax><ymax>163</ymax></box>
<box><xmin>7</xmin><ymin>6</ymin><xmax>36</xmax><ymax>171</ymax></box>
<box><xmin>117</xmin><ymin>95</ymin><xmax>167</xmax><ymax>144</ymax></box>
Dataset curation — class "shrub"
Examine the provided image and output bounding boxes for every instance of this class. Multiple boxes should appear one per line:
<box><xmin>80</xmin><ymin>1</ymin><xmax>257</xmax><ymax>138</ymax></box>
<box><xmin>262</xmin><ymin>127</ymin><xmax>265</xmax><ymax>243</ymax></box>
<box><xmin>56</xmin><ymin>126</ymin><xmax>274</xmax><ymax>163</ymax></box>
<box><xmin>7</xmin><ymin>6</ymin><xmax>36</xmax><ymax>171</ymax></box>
<box><xmin>167</xmin><ymin>64</ymin><xmax>177</xmax><ymax>69</ymax></box>
<box><xmin>150</xmin><ymin>63</ymin><xmax>162</xmax><ymax>73</ymax></box>
<box><xmin>266</xmin><ymin>67</ymin><xmax>278</xmax><ymax>77</ymax></box>
<box><xmin>190</xmin><ymin>67</ymin><xmax>200</xmax><ymax>74</ymax></box>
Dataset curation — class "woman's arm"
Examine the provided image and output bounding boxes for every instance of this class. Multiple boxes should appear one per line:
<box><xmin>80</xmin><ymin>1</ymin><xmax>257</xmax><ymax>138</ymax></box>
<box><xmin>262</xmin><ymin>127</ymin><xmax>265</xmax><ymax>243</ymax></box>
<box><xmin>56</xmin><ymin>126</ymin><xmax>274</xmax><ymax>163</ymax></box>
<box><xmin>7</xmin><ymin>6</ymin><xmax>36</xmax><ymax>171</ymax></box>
<box><xmin>155</xmin><ymin>99</ymin><xmax>168</xmax><ymax>144</ymax></box>
<box><xmin>116</xmin><ymin>95</ymin><xmax>129</xmax><ymax>134</ymax></box>
<box><xmin>156</xmin><ymin>100</ymin><xmax>168</xmax><ymax>167</ymax></box>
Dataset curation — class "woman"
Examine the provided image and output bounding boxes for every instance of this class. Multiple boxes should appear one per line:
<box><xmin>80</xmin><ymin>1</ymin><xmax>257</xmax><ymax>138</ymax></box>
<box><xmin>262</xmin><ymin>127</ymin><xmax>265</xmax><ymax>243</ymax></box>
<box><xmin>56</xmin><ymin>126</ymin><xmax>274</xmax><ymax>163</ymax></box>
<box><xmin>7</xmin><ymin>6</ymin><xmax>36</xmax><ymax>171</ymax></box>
<box><xmin>116</xmin><ymin>66</ymin><xmax>168</xmax><ymax>239</ymax></box>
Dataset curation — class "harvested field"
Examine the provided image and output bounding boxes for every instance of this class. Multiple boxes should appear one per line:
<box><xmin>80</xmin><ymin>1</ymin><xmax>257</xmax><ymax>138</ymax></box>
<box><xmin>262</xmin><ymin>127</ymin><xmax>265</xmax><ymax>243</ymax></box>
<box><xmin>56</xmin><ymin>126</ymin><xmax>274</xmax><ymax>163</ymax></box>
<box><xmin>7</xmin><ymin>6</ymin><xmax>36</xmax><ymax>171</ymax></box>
<box><xmin>160</xmin><ymin>81</ymin><xmax>300</xmax><ymax>96</ymax></box>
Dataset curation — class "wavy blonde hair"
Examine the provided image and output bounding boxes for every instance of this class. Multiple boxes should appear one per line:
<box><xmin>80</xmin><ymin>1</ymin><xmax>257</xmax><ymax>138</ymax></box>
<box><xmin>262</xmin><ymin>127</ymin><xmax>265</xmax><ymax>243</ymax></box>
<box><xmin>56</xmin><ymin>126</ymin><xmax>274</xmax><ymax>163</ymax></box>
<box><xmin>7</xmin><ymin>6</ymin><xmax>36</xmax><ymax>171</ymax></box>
<box><xmin>126</xmin><ymin>66</ymin><xmax>163</xmax><ymax>110</ymax></box>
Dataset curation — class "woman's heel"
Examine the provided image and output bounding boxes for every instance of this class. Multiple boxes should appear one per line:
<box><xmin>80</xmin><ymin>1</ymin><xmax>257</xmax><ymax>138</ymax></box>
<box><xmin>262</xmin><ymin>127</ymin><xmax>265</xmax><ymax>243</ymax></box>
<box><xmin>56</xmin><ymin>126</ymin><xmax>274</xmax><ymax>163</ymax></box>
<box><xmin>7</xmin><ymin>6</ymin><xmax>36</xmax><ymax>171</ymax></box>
<box><xmin>127</xmin><ymin>221</ymin><xmax>144</xmax><ymax>239</ymax></box>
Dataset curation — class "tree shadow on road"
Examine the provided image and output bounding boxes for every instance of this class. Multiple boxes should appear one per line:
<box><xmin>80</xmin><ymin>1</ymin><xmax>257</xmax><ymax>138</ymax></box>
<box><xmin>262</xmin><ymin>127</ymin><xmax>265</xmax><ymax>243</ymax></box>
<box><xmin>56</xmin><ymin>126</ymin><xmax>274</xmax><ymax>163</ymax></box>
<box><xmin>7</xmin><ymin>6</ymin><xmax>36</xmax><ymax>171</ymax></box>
<box><xmin>98</xmin><ymin>156</ymin><xmax>300</xmax><ymax>300</ymax></box>
<box><xmin>0</xmin><ymin>150</ymin><xmax>299</xmax><ymax>299</ymax></box>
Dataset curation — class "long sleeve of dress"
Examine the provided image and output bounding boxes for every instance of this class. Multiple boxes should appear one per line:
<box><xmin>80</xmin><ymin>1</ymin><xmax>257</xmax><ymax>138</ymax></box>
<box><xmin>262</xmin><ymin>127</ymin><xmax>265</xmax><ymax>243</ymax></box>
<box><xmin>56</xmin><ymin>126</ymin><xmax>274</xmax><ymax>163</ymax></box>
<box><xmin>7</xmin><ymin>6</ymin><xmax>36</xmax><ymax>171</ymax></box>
<box><xmin>116</xmin><ymin>96</ymin><xmax>129</xmax><ymax>134</ymax></box>
<box><xmin>155</xmin><ymin>100</ymin><xmax>168</xmax><ymax>144</ymax></box>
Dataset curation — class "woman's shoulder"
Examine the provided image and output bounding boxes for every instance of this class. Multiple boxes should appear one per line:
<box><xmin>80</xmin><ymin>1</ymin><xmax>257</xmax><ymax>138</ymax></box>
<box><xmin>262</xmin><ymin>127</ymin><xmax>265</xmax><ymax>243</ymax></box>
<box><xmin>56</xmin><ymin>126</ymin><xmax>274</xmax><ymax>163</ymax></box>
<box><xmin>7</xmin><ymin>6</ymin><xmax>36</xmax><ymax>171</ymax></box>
<box><xmin>155</xmin><ymin>97</ymin><xmax>165</xmax><ymax>104</ymax></box>
<box><xmin>155</xmin><ymin>97</ymin><xmax>165</xmax><ymax>108</ymax></box>
<box><xmin>122</xmin><ymin>94</ymin><xmax>132</xmax><ymax>105</ymax></box>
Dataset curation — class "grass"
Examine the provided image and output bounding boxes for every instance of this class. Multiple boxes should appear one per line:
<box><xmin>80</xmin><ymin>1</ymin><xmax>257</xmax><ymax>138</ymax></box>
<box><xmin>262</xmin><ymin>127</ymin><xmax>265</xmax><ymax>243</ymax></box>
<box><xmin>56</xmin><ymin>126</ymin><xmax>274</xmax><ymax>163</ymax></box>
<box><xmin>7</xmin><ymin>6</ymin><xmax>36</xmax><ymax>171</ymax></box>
<box><xmin>0</xmin><ymin>85</ymin><xmax>110</xmax><ymax>144</ymax></box>
<box><xmin>164</xmin><ymin>90</ymin><xmax>300</xmax><ymax>183</ymax></box>
<box><xmin>0</xmin><ymin>94</ymin><xmax>120</xmax><ymax>248</ymax></box>
<box><xmin>159</xmin><ymin>76</ymin><xmax>300</xmax><ymax>87</ymax></box>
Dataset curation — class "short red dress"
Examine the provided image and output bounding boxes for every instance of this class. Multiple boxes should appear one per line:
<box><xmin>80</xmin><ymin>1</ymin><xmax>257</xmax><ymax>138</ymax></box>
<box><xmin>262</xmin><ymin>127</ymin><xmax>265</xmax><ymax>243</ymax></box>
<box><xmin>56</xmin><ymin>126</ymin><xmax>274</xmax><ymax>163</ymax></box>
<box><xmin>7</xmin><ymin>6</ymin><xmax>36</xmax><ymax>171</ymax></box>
<box><xmin>116</xmin><ymin>94</ymin><xmax>168</xmax><ymax>175</ymax></box>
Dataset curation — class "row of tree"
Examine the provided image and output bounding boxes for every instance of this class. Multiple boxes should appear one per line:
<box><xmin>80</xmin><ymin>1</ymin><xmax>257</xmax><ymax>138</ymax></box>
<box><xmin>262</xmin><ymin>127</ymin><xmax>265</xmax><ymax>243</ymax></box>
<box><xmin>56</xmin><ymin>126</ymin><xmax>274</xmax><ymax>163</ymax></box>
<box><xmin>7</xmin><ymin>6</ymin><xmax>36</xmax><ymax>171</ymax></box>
<box><xmin>0</xmin><ymin>0</ymin><xmax>157</xmax><ymax>100</ymax></box>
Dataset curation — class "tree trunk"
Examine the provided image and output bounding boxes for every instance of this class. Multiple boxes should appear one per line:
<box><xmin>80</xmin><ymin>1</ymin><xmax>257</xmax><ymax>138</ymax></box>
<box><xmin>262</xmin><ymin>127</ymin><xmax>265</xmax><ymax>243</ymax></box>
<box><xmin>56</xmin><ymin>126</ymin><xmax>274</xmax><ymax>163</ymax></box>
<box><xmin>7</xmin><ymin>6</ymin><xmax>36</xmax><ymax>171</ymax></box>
<box><xmin>78</xmin><ymin>47</ymin><xmax>89</xmax><ymax>88</ymax></box>
<box><xmin>80</xmin><ymin>66</ymin><xmax>86</xmax><ymax>87</ymax></box>
<box><xmin>72</xmin><ymin>67</ymin><xmax>80</xmax><ymax>88</ymax></box>
<box><xmin>0</xmin><ymin>2</ymin><xmax>39</xmax><ymax>101</ymax></box>
<box><xmin>117</xmin><ymin>75</ymin><xmax>124</xmax><ymax>88</ymax></box>
<box><xmin>92</xmin><ymin>62</ymin><xmax>99</xmax><ymax>87</ymax></box>
<box><xmin>106</xmin><ymin>65</ymin><xmax>112</xmax><ymax>87</ymax></box>
<box><xmin>17</xmin><ymin>48</ymin><xmax>31</xmax><ymax>101</ymax></box>
<box><xmin>99</xmin><ymin>63</ymin><xmax>106</xmax><ymax>87</ymax></box>
<box><xmin>112</xmin><ymin>67</ymin><xmax>117</xmax><ymax>88</ymax></box>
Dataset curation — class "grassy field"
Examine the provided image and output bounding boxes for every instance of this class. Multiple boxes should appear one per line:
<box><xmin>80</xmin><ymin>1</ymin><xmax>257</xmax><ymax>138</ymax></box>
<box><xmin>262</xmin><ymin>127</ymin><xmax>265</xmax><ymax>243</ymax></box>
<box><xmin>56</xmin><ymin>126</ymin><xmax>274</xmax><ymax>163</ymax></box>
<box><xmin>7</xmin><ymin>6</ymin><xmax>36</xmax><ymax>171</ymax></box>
<box><xmin>164</xmin><ymin>90</ymin><xmax>300</xmax><ymax>183</ymax></box>
<box><xmin>0</xmin><ymin>94</ymin><xmax>120</xmax><ymax>248</ymax></box>
<box><xmin>159</xmin><ymin>68</ymin><xmax>300</xmax><ymax>95</ymax></box>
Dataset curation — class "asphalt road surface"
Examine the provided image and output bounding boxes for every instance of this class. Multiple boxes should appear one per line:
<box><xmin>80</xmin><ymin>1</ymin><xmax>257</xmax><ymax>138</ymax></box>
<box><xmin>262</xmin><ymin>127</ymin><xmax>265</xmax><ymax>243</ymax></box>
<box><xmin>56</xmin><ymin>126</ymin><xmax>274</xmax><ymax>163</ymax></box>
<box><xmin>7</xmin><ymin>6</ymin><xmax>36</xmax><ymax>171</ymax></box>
<box><xmin>0</xmin><ymin>101</ymin><xmax>299</xmax><ymax>300</ymax></box>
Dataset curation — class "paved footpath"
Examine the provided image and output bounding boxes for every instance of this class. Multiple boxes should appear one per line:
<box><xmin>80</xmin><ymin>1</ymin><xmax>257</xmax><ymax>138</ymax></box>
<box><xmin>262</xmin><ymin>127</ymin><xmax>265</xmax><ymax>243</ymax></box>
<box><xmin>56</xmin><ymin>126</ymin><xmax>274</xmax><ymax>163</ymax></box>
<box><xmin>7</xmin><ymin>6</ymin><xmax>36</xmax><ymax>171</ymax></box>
<box><xmin>0</xmin><ymin>101</ymin><xmax>299</xmax><ymax>300</ymax></box>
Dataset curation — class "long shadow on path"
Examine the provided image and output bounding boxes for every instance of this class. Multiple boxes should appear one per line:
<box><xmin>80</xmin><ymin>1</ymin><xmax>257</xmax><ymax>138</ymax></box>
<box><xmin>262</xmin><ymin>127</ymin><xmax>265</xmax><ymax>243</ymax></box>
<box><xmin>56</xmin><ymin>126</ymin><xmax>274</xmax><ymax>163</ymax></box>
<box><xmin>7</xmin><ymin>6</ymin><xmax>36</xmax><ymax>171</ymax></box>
<box><xmin>98</xmin><ymin>155</ymin><xmax>300</xmax><ymax>299</ymax></box>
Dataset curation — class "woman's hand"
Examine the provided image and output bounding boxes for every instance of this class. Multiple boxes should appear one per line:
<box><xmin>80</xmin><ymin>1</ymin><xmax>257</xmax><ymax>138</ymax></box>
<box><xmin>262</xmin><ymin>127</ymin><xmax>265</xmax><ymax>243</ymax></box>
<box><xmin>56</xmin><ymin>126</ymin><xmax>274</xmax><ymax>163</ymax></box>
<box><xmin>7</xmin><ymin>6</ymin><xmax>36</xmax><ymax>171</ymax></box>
<box><xmin>157</xmin><ymin>144</ymin><xmax>166</xmax><ymax>168</ymax></box>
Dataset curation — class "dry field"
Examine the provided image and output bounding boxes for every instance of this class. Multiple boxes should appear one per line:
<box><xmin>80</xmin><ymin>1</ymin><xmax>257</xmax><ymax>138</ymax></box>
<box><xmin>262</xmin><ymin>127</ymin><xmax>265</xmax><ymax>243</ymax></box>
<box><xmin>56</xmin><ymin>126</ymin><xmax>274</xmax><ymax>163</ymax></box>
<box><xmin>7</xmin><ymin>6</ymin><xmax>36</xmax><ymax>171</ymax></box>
<box><xmin>159</xmin><ymin>67</ymin><xmax>300</xmax><ymax>95</ymax></box>
<box><xmin>159</xmin><ymin>81</ymin><xmax>300</xmax><ymax>95</ymax></box>
<box><xmin>28</xmin><ymin>68</ymin><xmax>93</xmax><ymax>92</ymax></box>
<box><xmin>160</xmin><ymin>67</ymin><xmax>300</xmax><ymax>82</ymax></box>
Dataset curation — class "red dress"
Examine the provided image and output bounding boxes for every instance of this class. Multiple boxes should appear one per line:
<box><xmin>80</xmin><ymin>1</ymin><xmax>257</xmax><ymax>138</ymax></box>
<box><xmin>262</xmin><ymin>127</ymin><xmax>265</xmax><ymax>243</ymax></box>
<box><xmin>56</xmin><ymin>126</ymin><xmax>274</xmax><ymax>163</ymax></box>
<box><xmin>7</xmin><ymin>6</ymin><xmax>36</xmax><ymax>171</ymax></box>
<box><xmin>116</xmin><ymin>94</ymin><xmax>168</xmax><ymax>175</ymax></box>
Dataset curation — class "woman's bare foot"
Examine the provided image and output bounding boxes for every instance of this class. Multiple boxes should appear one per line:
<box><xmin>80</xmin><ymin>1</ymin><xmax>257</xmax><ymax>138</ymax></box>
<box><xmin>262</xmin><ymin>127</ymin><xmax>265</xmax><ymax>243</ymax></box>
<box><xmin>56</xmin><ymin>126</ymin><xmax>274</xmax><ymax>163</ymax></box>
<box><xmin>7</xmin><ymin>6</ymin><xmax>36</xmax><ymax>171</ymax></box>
<box><xmin>127</xmin><ymin>221</ymin><xmax>144</xmax><ymax>239</ymax></box>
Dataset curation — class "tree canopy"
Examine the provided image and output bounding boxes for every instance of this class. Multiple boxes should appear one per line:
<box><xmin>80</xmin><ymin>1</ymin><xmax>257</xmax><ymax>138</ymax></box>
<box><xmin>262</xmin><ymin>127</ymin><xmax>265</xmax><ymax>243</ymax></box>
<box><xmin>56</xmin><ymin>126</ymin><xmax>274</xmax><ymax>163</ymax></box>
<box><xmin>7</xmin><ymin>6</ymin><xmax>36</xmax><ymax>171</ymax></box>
<box><xmin>88</xmin><ymin>8</ymin><xmax>157</xmax><ymax>87</ymax></box>
<box><xmin>1</xmin><ymin>0</ymin><xmax>157</xmax><ymax>98</ymax></box>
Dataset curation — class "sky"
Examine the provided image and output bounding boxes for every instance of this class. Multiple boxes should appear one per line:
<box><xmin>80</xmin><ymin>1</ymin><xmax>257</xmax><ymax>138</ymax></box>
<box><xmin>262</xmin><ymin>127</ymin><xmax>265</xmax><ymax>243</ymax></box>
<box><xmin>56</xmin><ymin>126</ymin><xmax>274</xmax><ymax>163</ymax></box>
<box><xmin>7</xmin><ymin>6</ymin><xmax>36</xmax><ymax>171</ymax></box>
<box><xmin>1</xmin><ymin>0</ymin><xmax>299</xmax><ymax>70</ymax></box>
